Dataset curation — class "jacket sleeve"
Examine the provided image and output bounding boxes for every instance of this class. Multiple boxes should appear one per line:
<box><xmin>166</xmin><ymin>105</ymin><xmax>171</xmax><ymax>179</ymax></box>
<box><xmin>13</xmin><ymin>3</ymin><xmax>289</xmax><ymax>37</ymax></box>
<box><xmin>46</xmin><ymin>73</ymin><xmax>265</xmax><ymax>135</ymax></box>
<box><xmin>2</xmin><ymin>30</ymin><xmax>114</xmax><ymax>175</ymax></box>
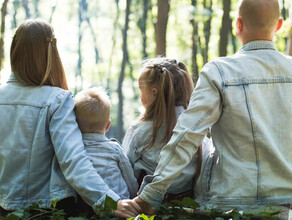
<box><xmin>49</xmin><ymin>91</ymin><xmax>120</xmax><ymax>207</ymax></box>
<box><xmin>138</xmin><ymin>62</ymin><xmax>224</xmax><ymax>207</ymax></box>
<box><xmin>117</xmin><ymin>146</ymin><xmax>139</xmax><ymax>199</ymax></box>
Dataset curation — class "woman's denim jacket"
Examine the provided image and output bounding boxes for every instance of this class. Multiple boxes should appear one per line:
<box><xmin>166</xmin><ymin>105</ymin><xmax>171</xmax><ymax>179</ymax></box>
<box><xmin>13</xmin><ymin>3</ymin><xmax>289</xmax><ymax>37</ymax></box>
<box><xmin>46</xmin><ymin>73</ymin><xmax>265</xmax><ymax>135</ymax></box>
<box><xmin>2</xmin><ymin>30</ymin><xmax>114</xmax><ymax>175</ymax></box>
<box><xmin>138</xmin><ymin>41</ymin><xmax>292</xmax><ymax>210</ymax></box>
<box><xmin>0</xmin><ymin>75</ymin><xmax>119</xmax><ymax>210</ymax></box>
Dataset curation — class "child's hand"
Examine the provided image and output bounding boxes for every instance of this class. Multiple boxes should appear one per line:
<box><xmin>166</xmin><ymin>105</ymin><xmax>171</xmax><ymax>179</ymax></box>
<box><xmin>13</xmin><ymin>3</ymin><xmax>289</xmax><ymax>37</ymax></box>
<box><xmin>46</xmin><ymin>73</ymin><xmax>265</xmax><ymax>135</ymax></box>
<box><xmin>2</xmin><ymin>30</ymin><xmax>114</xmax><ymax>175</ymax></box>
<box><xmin>133</xmin><ymin>196</ymin><xmax>156</xmax><ymax>215</ymax></box>
<box><xmin>112</xmin><ymin>199</ymin><xmax>142</xmax><ymax>218</ymax></box>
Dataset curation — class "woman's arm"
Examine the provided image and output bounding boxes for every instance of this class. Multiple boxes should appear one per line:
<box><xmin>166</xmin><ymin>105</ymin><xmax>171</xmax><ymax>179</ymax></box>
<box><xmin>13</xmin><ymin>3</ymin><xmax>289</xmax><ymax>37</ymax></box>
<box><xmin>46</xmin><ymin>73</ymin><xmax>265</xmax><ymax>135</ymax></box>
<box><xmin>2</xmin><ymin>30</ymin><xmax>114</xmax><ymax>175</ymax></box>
<box><xmin>49</xmin><ymin>91</ymin><xmax>120</xmax><ymax>206</ymax></box>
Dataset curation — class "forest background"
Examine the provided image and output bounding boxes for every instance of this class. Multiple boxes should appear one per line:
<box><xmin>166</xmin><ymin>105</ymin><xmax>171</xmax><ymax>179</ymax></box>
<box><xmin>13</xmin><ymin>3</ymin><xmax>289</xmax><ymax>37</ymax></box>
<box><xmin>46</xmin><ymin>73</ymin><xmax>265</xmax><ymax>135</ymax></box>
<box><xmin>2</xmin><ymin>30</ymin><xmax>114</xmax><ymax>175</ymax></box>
<box><xmin>0</xmin><ymin>0</ymin><xmax>291</xmax><ymax>142</ymax></box>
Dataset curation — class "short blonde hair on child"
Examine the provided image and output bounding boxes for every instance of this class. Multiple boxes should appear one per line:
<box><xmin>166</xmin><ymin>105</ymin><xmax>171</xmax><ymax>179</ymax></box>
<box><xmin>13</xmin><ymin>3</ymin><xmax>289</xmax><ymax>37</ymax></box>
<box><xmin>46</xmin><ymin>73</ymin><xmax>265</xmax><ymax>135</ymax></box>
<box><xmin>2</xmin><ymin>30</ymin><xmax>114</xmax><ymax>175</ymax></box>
<box><xmin>74</xmin><ymin>87</ymin><xmax>111</xmax><ymax>133</ymax></box>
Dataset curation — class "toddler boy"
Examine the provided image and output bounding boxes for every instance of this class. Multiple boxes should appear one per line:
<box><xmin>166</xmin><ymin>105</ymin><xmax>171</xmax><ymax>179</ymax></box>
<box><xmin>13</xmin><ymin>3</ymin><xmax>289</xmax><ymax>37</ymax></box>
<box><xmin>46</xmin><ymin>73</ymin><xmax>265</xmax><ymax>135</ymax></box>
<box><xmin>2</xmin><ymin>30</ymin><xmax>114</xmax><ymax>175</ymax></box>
<box><xmin>74</xmin><ymin>87</ymin><xmax>138</xmax><ymax>199</ymax></box>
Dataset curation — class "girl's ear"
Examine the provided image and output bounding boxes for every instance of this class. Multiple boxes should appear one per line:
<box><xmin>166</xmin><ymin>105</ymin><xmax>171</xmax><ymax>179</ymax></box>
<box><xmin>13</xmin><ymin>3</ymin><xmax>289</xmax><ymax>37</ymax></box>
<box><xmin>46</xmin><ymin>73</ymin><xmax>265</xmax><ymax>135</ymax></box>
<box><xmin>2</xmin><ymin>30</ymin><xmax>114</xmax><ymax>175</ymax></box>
<box><xmin>152</xmin><ymin>88</ymin><xmax>158</xmax><ymax>96</ymax></box>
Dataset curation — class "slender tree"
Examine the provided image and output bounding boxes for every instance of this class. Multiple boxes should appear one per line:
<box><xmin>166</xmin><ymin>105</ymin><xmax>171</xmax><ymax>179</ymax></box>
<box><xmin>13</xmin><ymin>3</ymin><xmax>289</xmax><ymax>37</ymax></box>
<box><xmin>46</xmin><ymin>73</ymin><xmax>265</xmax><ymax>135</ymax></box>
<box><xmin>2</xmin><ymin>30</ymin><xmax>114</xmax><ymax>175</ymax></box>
<box><xmin>75</xmin><ymin>0</ymin><xmax>85</xmax><ymax>94</ymax></box>
<box><xmin>12</xmin><ymin>0</ymin><xmax>20</xmax><ymax>28</ymax></box>
<box><xmin>202</xmin><ymin>0</ymin><xmax>213</xmax><ymax>64</ymax></box>
<box><xmin>22</xmin><ymin>0</ymin><xmax>31</xmax><ymax>18</ymax></box>
<box><xmin>0</xmin><ymin>0</ymin><xmax>9</xmax><ymax>73</ymax></box>
<box><xmin>33</xmin><ymin>0</ymin><xmax>40</xmax><ymax>18</ymax></box>
<box><xmin>155</xmin><ymin>0</ymin><xmax>169</xmax><ymax>56</ymax></box>
<box><xmin>117</xmin><ymin>0</ymin><xmax>131</xmax><ymax>141</ymax></box>
<box><xmin>287</xmin><ymin>3</ymin><xmax>292</xmax><ymax>55</ymax></box>
<box><xmin>138</xmin><ymin>0</ymin><xmax>148</xmax><ymax>59</ymax></box>
<box><xmin>229</xmin><ymin>16</ymin><xmax>237</xmax><ymax>54</ymax></box>
<box><xmin>287</xmin><ymin>29</ymin><xmax>292</xmax><ymax>55</ymax></box>
<box><xmin>190</xmin><ymin>0</ymin><xmax>199</xmax><ymax>84</ymax></box>
<box><xmin>107</xmin><ymin>0</ymin><xmax>120</xmax><ymax>91</ymax></box>
<box><xmin>49</xmin><ymin>0</ymin><xmax>58</xmax><ymax>23</ymax></box>
<box><xmin>219</xmin><ymin>0</ymin><xmax>231</xmax><ymax>57</ymax></box>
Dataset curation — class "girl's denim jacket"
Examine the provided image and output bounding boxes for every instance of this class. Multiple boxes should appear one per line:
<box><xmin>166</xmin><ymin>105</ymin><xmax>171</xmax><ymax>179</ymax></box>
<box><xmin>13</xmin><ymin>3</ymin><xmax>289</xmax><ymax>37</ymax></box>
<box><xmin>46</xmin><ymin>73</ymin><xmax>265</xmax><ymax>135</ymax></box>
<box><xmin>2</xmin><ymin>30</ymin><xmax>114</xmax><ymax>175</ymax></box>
<box><xmin>123</xmin><ymin>106</ymin><xmax>200</xmax><ymax>194</ymax></box>
<box><xmin>138</xmin><ymin>41</ymin><xmax>292</xmax><ymax>210</ymax></box>
<box><xmin>0</xmin><ymin>75</ymin><xmax>119</xmax><ymax>210</ymax></box>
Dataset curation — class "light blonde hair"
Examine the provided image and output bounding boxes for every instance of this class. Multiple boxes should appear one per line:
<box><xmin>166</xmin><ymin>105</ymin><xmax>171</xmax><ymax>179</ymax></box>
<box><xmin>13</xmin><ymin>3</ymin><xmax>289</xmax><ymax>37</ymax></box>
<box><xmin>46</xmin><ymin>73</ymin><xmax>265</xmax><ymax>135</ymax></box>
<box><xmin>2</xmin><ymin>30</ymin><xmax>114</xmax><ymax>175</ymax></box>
<box><xmin>10</xmin><ymin>19</ymin><xmax>68</xmax><ymax>90</ymax></box>
<box><xmin>139</xmin><ymin>57</ymin><xmax>194</xmax><ymax>148</ymax></box>
<box><xmin>74</xmin><ymin>87</ymin><xmax>111</xmax><ymax>133</ymax></box>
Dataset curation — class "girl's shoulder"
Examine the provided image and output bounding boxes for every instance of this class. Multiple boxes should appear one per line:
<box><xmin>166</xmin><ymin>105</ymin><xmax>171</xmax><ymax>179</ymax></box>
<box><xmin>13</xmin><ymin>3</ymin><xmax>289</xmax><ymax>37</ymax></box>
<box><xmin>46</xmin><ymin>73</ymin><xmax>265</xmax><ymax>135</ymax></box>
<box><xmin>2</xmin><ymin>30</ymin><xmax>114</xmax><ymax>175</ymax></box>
<box><xmin>123</xmin><ymin>120</ymin><xmax>153</xmax><ymax>144</ymax></box>
<box><xmin>128</xmin><ymin>119</ymin><xmax>152</xmax><ymax>130</ymax></box>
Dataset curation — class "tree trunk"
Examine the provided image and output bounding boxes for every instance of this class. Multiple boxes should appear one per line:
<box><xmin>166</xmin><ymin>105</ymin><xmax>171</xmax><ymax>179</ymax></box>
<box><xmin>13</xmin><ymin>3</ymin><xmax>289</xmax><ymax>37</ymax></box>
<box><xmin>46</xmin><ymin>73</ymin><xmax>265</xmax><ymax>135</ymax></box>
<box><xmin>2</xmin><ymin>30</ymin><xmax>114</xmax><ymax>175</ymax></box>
<box><xmin>0</xmin><ymin>0</ymin><xmax>9</xmax><ymax>73</ymax></box>
<box><xmin>140</xmin><ymin>0</ymin><xmax>148</xmax><ymax>58</ymax></box>
<box><xmin>191</xmin><ymin>0</ymin><xmax>199</xmax><ymax>84</ymax></box>
<box><xmin>107</xmin><ymin>0</ymin><xmax>120</xmax><ymax>91</ymax></box>
<box><xmin>22</xmin><ymin>0</ymin><xmax>31</xmax><ymax>18</ymax></box>
<box><xmin>219</xmin><ymin>0</ymin><xmax>231</xmax><ymax>57</ymax></box>
<box><xmin>155</xmin><ymin>0</ymin><xmax>169</xmax><ymax>56</ymax></box>
<box><xmin>287</xmin><ymin>28</ymin><xmax>292</xmax><ymax>56</ymax></box>
<box><xmin>286</xmin><ymin>2</ymin><xmax>292</xmax><ymax>55</ymax></box>
<box><xmin>229</xmin><ymin>16</ymin><xmax>237</xmax><ymax>54</ymax></box>
<box><xmin>117</xmin><ymin>0</ymin><xmax>131</xmax><ymax>141</ymax></box>
<box><xmin>203</xmin><ymin>0</ymin><xmax>213</xmax><ymax>64</ymax></box>
<box><xmin>33</xmin><ymin>0</ymin><xmax>40</xmax><ymax>17</ymax></box>
<box><xmin>49</xmin><ymin>0</ymin><xmax>58</xmax><ymax>23</ymax></box>
<box><xmin>74</xmin><ymin>0</ymin><xmax>85</xmax><ymax>94</ymax></box>
<box><xmin>12</xmin><ymin>0</ymin><xmax>20</xmax><ymax>28</ymax></box>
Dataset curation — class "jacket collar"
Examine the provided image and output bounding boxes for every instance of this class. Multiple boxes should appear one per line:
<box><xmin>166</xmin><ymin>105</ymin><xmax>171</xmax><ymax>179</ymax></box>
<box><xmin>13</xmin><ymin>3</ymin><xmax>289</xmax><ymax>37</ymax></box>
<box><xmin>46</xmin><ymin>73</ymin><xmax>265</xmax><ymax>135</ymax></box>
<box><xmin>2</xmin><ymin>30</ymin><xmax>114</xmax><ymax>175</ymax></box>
<box><xmin>82</xmin><ymin>133</ymin><xmax>108</xmax><ymax>142</ymax></box>
<box><xmin>239</xmin><ymin>40</ymin><xmax>276</xmax><ymax>52</ymax></box>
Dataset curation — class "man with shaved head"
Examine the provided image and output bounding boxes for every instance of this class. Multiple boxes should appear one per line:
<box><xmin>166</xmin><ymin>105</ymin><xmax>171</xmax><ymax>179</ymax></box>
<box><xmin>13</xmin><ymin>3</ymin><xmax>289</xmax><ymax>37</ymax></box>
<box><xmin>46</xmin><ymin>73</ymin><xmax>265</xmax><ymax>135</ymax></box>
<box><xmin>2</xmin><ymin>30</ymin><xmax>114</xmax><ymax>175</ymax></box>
<box><xmin>126</xmin><ymin>0</ymin><xmax>292</xmax><ymax>217</ymax></box>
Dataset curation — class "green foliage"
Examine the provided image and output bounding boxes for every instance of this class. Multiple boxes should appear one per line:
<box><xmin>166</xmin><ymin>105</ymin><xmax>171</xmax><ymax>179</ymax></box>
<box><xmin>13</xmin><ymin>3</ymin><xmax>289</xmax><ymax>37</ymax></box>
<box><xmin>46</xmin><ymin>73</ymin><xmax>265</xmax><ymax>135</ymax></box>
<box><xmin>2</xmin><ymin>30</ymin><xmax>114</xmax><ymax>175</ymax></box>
<box><xmin>0</xmin><ymin>196</ymin><xmax>285</xmax><ymax>220</ymax></box>
<box><xmin>136</xmin><ymin>197</ymin><xmax>284</xmax><ymax>220</ymax></box>
<box><xmin>93</xmin><ymin>195</ymin><xmax>118</xmax><ymax>219</ymax></box>
<box><xmin>0</xmin><ymin>196</ymin><xmax>119</xmax><ymax>220</ymax></box>
<box><xmin>127</xmin><ymin>214</ymin><xmax>156</xmax><ymax>220</ymax></box>
<box><xmin>0</xmin><ymin>203</ymin><xmax>66</xmax><ymax>220</ymax></box>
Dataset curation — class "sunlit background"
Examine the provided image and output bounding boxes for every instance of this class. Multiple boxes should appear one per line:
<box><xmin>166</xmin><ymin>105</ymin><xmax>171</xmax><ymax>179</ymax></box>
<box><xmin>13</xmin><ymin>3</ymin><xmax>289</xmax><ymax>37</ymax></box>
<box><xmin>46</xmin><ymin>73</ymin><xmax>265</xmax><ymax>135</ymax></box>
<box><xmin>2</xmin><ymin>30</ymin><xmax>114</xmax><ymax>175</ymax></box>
<box><xmin>0</xmin><ymin>0</ymin><xmax>291</xmax><ymax>140</ymax></box>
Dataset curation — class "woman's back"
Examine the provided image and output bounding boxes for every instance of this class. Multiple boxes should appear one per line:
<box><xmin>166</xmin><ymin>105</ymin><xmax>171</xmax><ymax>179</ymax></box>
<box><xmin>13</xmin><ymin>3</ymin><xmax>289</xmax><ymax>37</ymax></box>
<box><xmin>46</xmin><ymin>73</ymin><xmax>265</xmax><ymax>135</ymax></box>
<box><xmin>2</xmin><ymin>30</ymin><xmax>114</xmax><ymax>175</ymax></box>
<box><xmin>0</xmin><ymin>75</ymin><xmax>75</xmax><ymax>209</ymax></box>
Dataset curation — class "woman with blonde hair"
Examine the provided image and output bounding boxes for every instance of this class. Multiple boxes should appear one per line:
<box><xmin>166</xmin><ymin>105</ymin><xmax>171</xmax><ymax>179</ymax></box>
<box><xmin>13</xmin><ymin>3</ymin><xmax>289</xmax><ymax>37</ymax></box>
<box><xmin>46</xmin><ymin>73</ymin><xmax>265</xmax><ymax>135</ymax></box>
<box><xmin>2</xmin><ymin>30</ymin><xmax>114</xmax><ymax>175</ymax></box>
<box><xmin>0</xmin><ymin>19</ymin><xmax>140</xmax><ymax>218</ymax></box>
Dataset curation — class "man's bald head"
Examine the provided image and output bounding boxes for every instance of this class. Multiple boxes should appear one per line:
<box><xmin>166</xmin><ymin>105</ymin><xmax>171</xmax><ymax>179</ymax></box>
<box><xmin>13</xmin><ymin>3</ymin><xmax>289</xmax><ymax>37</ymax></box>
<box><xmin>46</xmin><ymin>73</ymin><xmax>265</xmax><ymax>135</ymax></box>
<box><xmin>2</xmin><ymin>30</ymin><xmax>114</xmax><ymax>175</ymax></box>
<box><xmin>238</xmin><ymin>0</ymin><xmax>280</xmax><ymax>36</ymax></box>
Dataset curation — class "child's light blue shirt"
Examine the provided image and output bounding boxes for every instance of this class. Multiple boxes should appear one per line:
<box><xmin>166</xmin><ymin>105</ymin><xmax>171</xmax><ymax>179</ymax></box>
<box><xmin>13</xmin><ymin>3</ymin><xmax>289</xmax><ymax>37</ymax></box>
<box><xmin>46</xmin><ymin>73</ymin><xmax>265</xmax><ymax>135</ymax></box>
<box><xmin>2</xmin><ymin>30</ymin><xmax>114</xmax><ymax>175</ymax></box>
<box><xmin>82</xmin><ymin>133</ymin><xmax>138</xmax><ymax>199</ymax></box>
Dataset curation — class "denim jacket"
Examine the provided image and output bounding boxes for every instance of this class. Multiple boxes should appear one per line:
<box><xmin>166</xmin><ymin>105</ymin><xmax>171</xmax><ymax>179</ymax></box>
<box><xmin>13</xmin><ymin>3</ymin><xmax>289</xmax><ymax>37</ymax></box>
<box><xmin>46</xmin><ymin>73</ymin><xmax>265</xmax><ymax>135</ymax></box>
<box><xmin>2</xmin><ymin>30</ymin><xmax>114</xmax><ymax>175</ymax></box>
<box><xmin>138</xmin><ymin>41</ymin><xmax>292</xmax><ymax>209</ymax></box>
<box><xmin>82</xmin><ymin>133</ymin><xmax>138</xmax><ymax>199</ymax></box>
<box><xmin>0</xmin><ymin>75</ymin><xmax>119</xmax><ymax>210</ymax></box>
<box><xmin>123</xmin><ymin>106</ymin><xmax>199</xmax><ymax>194</ymax></box>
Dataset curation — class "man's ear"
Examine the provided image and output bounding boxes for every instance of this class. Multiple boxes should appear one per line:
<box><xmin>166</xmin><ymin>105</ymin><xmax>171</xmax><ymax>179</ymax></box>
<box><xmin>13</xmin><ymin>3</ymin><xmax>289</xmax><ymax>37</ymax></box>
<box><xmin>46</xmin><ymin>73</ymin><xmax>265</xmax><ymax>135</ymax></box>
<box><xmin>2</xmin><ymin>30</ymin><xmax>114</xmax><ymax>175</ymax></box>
<box><xmin>275</xmin><ymin>17</ymin><xmax>283</xmax><ymax>33</ymax></box>
<box><xmin>105</xmin><ymin>119</ymin><xmax>111</xmax><ymax>132</ymax></box>
<box><xmin>236</xmin><ymin>17</ymin><xmax>244</xmax><ymax>33</ymax></box>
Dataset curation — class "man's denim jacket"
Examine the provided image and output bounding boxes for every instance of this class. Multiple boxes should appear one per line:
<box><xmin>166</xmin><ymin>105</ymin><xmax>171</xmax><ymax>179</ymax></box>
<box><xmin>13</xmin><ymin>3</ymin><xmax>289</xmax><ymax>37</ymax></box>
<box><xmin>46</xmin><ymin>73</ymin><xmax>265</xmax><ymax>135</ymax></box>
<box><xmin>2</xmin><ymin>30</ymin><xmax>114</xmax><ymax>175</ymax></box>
<box><xmin>139</xmin><ymin>41</ymin><xmax>292</xmax><ymax>210</ymax></box>
<box><xmin>0</xmin><ymin>75</ymin><xmax>119</xmax><ymax>210</ymax></box>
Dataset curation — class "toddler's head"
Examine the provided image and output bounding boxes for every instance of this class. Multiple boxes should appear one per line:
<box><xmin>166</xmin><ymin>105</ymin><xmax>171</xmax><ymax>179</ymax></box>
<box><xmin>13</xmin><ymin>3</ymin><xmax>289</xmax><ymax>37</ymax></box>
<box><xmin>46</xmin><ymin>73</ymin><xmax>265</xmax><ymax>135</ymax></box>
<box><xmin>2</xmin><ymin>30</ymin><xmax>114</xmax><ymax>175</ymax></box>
<box><xmin>74</xmin><ymin>87</ymin><xmax>111</xmax><ymax>134</ymax></box>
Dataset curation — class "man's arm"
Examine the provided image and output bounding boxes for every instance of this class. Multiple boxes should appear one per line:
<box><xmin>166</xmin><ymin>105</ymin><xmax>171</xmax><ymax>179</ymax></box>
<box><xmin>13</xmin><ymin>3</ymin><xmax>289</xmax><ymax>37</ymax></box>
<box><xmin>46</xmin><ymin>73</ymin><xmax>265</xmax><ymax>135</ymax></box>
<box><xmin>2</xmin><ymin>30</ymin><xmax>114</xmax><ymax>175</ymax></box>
<box><xmin>137</xmin><ymin>61</ymin><xmax>224</xmax><ymax>208</ymax></box>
